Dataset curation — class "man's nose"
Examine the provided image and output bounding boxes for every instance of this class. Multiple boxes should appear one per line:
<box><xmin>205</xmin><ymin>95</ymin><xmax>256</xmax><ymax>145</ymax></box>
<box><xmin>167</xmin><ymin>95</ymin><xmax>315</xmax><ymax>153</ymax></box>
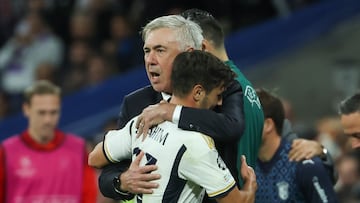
<box><xmin>145</xmin><ymin>51</ymin><xmax>156</xmax><ymax>63</ymax></box>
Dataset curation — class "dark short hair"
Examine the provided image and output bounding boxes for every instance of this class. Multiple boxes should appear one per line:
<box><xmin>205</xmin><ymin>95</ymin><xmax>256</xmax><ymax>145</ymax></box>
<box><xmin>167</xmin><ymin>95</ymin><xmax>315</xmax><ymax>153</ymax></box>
<box><xmin>181</xmin><ymin>8</ymin><xmax>224</xmax><ymax>49</ymax></box>
<box><xmin>256</xmin><ymin>88</ymin><xmax>284</xmax><ymax>135</ymax></box>
<box><xmin>171</xmin><ymin>50</ymin><xmax>235</xmax><ymax>97</ymax></box>
<box><xmin>339</xmin><ymin>92</ymin><xmax>360</xmax><ymax>115</ymax></box>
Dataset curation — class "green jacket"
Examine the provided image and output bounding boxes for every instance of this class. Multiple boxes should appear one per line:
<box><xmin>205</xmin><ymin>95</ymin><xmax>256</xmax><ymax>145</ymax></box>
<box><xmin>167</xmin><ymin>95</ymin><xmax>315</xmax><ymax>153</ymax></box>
<box><xmin>225</xmin><ymin>60</ymin><xmax>264</xmax><ymax>186</ymax></box>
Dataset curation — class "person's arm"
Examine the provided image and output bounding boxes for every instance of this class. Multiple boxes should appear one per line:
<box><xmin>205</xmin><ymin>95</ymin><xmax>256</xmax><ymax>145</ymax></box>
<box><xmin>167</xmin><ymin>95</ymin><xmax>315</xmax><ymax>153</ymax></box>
<box><xmin>179</xmin><ymin>135</ymin><xmax>256</xmax><ymax>203</ymax></box>
<box><xmin>98</xmin><ymin>153</ymin><xmax>160</xmax><ymax>200</ymax></box>
<box><xmin>98</xmin><ymin>118</ymin><xmax>160</xmax><ymax>199</ymax></box>
<box><xmin>216</xmin><ymin>155</ymin><xmax>257</xmax><ymax>203</ymax></box>
<box><xmin>89</xmin><ymin>124</ymin><xmax>133</xmax><ymax>169</ymax></box>
<box><xmin>98</xmin><ymin>92</ymin><xmax>161</xmax><ymax>200</ymax></box>
<box><xmin>88</xmin><ymin>141</ymin><xmax>110</xmax><ymax>168</ymax></box>
<box><xmin>98</xmin><ymin>161</ymin><xmax>134</xmax><ymax>200</ymax></box>
<box><xmin>296</xmin><ymin>157</ymin><xmax>339</xmax><ymax>203</ymax></box>
<box><xmin>283</xmin><ymin>119</ymin><xmax>337</xmax><ymax>184</ymax></box>
<box><xmin>288</xmin><ymin>139</ymin><xmax>324</xmax><ymax>161</ymax></box>
<box><xmin>137</xmin><ymin>81</ymin><xmax>244</xmax><ymax>141</ymax></box>
<box><xmin>82</xmin><ymin>149</ymin><xmax>98</xmax><ymax>203</ymax></box>
<box><xmin>290</xmin><ymin>140</ymin><xmax>337</xmax><ymax>184</ymax></box>
<box><xmin>180</xmin><ymin>81</ymin><xmax>244</xmax><ymax>141</ymax></box>
<box><xmin>99</xmin><ymin>98</ymin><xmax>133</xmax><ymax>200</ymax></box>
<box><xmin>283</xmin><ymin>119</ymin><xmax>326</xmax><ymax>161</ymax></box>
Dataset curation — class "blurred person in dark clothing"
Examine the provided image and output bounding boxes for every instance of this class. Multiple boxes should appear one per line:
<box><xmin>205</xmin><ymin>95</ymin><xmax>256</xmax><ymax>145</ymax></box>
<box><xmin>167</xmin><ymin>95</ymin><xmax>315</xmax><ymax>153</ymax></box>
<box><xmin>339</xmin><ymin>92</ymin><xmax>360</xmax><ymax>149</ymax></box>
<box><xmin>335</xmin><ymin>150</ymin><xmax>360</xmax><ymax>202</ymax></box>
<box><xmin>255</xmin><ymin>88</ymin><xmax>338</xmax><ymax>203</ymax></box>
<box><xmin>0</xmin><ymin>91</ymin><xmax>12</xmax><ymax>120</ymax></box>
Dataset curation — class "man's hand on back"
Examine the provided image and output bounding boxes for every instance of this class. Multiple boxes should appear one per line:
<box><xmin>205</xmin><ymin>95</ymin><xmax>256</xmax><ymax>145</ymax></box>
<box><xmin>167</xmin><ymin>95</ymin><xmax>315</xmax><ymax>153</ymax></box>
<box><xmin>288</xmin><ymin>138</ymin><xmax>323</xmax><ymax>161</ymax></box>
<box><xmin>120</xmin><ymin>151</ymin><xmax>161</xmax><ymax>194</ymax></box>
<box><xmin>136</xmin><ymin>101</ymin><xmax>176</xmax><ymax>140</ymax></box>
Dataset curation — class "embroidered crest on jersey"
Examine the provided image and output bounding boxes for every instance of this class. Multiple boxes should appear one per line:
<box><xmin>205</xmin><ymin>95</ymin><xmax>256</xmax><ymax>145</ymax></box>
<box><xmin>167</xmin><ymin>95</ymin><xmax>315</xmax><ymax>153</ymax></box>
<box><xmin>244</xmin><ymin>86</ymin><xmax>261</xmax><ymax>109</ymax></box>
<box><xmin>276</xmin><ymin>181</ymin><xmax>289</xmax><ymax>200</ymax></box>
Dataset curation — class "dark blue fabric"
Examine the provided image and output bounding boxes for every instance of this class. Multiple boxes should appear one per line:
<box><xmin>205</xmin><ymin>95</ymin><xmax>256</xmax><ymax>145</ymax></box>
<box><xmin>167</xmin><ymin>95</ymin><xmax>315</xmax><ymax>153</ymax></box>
<box><xmin>255</xmin><ymin>139</ymin><xmax>339</xmax><ymax>203</ymax></box>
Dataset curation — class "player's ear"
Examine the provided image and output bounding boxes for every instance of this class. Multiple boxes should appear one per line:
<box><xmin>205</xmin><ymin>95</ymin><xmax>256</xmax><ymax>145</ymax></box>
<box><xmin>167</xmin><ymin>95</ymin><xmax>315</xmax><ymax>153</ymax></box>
<box><xmin>263</xmin><ymin>118</ymin><xmax>274</xmax><ymax>134</ymax></box>
<box><xmin>202</xmin><ymin>39</ymin><xmax>209</xmax><ymax>51</ymax></box>
<box><xmin>193</xmin><ymin>84</ymin><xmax>204</xmax><ymax>101</ymax></box>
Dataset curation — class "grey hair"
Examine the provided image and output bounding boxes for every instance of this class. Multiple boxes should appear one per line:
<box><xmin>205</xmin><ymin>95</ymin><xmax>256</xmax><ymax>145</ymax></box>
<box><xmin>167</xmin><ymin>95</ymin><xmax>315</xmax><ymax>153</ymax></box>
<box><xmin>141</xmin><ymin>15</ymin><xmax>203</xmax><ymax>51</ymax></box>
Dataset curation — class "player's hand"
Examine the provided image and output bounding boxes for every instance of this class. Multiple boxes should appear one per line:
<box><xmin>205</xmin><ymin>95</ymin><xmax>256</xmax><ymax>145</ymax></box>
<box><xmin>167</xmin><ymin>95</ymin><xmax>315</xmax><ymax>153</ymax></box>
<box><xmin>240</xmin><ymin>155</ymin><xmax>257</xmax><ymax>193</ymax></box>
<box><xmin>120</xmin><ymin>151</ymin><xmax>161</xmax><ymax>194</ymax></box>
<box><xmin>288</xmin><ymin>138</ymin><xmax>323</xmax><ymax>161</ymax></box>
<box><xmin>240</xmin><ymin>155</ymin><xmax>257</xmax><ymax>202</ymax></box>
<box><xmin>136</xmin><ymin>101</ymin><xmax>175</xmax><ymax>140</ymax></box>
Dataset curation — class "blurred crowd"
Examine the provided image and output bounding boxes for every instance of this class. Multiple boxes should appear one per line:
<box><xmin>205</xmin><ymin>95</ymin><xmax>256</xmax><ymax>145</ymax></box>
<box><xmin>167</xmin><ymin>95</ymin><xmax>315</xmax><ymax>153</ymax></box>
<box><xmin>0</xmin><ymin>0</ymin><xmax>358</xmax><ymax>202</ymax></box>
<box><xmin>0</xmin><ymin>0</ymin><xmax>321</xmax><ymax>120</ymax></box>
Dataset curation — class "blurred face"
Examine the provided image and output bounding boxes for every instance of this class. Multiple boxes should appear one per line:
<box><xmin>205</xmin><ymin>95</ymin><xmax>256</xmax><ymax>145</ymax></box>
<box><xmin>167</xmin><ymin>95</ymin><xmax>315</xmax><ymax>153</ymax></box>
<box><xmin>27</xmin><ymin>12</ymin><xmax>43</xmax><ymax>34</ymax></box>
<box><xmin>199</xmin><ymin>86</ymin><xmax>224</xmax><ymax>109</ymax></box>
<box><xmin>35</xmin><ymin>63</ymin><xmax>55</xmax><ymax>82</ymax></box>
<box><xmin>337</xmin><ymin>156</ymin><xmax>359</xmax><ymax>186</ymax></box>
<box><xmin>70</xmin><ymin>15</ymin><xmax>94</xmax><ymax>39</ymax></box>
<box><xmin>143</xmin><ymin>28</ymin><xmax>183</xmax><ymax>93</ymax></box>
<box><xmin>340</xmin><ymin>112</ymin><xmax>360</xmax><ymax>149</ymax></box>
<box><xmin>111</xmin><ymin>16</ymin><xmax>130</xmax><ymax>40</ymax></box>
<box><xmin>23</xmin><ymin>94</ymin><xmax>61</xmax><ymax>144</ymax></box>
<box><xmin>87</xmin><ymin>56</ymin><xmax>108</xmax><ymax>85</ymax></box>
<box><xmin>69</xmin><ymin>42</ymin><xmax>89</xmax><ymax>65</ymax></box>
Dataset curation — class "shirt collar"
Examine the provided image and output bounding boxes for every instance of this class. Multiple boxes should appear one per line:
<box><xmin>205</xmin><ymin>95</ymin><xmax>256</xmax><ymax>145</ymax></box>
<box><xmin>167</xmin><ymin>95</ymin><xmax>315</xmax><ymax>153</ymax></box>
<box><xmin>20</xmin><ymin>129</ymin><xmax>65</xmax><ymax>151</ymax></box>
<box><xmin>161</xmin><ymin>92</ymin><xmax>171</xmax><ymax>102</ymax></box>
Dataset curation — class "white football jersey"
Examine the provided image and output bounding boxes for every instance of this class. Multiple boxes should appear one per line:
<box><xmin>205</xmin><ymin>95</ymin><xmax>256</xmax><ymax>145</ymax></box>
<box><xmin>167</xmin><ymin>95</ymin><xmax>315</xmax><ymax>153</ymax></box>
<box><xmin>104</xmin><ymin>116</ymin><xmax>235</xmax><ymax>203</ymax></box>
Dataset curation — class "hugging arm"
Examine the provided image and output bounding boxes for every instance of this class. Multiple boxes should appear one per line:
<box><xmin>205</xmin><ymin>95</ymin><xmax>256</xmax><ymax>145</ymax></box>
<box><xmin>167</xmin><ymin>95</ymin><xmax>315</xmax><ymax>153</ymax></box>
<box><xmin>98</xmin><ymin>96</ymin><xmax>161</xmax><ymax>200</ymax></box>
<box><xmin>136</xmin><ymin>82</ymin><xmax>244</xmax><ymax>142</ymax></box>
<box><xmin>88</xmin><ymin>142</ymin><xmax>109</xmax><ymax>169</ymax></box>
<box><xmin>217</xmin><ymin>156</ymin><xmax>257</xmax><ymax>203</ymax></box>
<box><xmin>179</xmin><ymin>82</ymin><xmax>245</xmax><ymax>141</ymax></box>
<box><xmin>283</xmin><ymin>119</ymin><xmax>337</xmax><ymax>184</ymax></box>
<box><xmin>98</xmin><ymin>161</ymin><xmax>133</xmax><ymax>200</ymax></box>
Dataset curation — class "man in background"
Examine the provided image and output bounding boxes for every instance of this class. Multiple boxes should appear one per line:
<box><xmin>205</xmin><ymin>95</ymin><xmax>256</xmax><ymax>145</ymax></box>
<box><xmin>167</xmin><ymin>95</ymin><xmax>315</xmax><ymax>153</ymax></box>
<box><xmin>339</xmin><ymin>92</ymin><xmax>360</xmax><ymax>149</ymax></box>
<box><xmin>255</xmin><ymin>88</ymin><xmax>338</xmax><ymax>203</ymax></box>
<box><xmin>0</xmin><ymin>80</ymin><xmax>97</xmax><ymax>203</ymax></box>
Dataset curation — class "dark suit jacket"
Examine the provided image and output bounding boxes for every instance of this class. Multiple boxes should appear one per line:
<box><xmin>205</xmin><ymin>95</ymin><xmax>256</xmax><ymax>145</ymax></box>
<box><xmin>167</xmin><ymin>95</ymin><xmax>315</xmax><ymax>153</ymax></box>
<box><xmin>99</xmin><ymin>82</ymin><xmax>244</xmax><ymax>201</ymax></box>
